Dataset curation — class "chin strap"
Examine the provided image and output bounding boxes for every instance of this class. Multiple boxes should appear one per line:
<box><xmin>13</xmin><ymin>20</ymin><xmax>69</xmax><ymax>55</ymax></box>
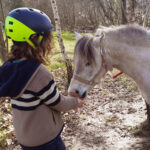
<box><xmin>26</xmin><ymin>39</ymin><xmax>36</xmax><ymax>49</ymax></box>
<box><xmin>26</xmin><ymin>35</ymin><xmax>43</xmax><ymax>49</ymax></box>
<box><xmin>37</xmin><ymin>35</ymin><xmax>43</xmax><ymax>44</ymax></box>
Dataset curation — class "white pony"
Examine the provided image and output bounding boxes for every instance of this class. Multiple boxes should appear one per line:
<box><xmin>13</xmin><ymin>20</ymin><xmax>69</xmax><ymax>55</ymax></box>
<box><xmin>68</xmin><ymin>24</ymin><xmax>150</xmax><ymax>126</ymax></box>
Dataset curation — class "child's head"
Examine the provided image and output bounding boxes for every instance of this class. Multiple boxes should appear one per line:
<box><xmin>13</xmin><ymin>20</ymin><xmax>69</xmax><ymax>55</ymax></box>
<box><xmin>5</xmin><ymin>7</ymin><xmax>53</xmax><ymax>65</ymax></box>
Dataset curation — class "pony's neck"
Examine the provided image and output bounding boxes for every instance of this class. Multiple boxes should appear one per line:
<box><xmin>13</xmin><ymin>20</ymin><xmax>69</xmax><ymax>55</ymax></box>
<box><xmin>103</xmin><ymin>39</ymin><xmax>149</xmax><ymax>81</ymax></box>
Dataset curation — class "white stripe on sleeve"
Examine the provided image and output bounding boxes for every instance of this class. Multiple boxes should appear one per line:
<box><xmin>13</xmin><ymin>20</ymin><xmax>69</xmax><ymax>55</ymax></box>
<box><xmin>44</xmin><ymin>92</ymin><xmax>60</xmax><ymax>105</ymax></box>
<box><xmin>39</xmin><ymin>82</ymin><xmax>56</xmax><ymax>100</ymax></box>
<box><xmin>11</xmin><ymin>99</ymin><xmax>40</xmax><ymax>107</ymax></box>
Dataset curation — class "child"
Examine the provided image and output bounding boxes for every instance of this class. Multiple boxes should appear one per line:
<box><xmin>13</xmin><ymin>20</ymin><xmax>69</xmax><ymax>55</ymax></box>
<box><xmin>0</xmin><ymin>7</ymin><xmax>83</xmax><ymax>150</ymax></box>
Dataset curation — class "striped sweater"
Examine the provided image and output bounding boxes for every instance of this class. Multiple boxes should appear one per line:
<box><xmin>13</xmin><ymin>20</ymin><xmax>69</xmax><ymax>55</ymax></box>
<box><xmin>11</xmin><ymin>79</ymin><xmax>61</xmax><ymax>111</ymax></box>
<box><xmin>0</xmin><ymin>60</ymin><xmax>78</xmax><ymax>146</ymax></box>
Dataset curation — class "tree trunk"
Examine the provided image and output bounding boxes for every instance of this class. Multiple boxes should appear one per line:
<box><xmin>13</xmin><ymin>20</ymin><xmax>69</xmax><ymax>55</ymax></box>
<box><xmin>0</xmin><ymin>0</ymin><xmax>8</xmax><ymax>63</ymax></box>
<box><xmin>49</xmin><ymin>0</ymin><xmax>73</xmax><ymax>84</ymax></box>
<box><xmin>127</xmin><ymin>0</ymin><xmax>136</xmax><ymax>23</ymax></box>
<box><xmin>121</xmin><ymin>0</ymin><xmax>128</xmax><ymax>24</ymax></box>
<box><xmin>0</xmin><ymin>24</ymin><xmax>8</xmax><ymax>62</ymax></box>
<box><xmin>143</xmin><ymin>3</ymin><xmax>150</xmax><ymax>27</ymax></box>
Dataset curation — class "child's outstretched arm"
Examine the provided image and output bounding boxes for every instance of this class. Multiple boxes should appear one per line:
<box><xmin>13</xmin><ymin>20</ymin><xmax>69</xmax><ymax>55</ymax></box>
<box><xmin>50</xmin><ymin>95</ymin><xmax>85</xmax><ymax>112</ymax></box>
<box><xmin>29</xmin><ymin>65</ymin><xmax>85</xmax><ymax>112</ymax></box>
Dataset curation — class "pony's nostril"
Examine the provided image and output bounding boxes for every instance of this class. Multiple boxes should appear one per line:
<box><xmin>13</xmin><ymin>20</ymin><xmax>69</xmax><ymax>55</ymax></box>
<box><xmin>70</xmin><ymin>90</ymin><xmax>86</xmax><ymax>98</ymax></box>
<box><xmin>75</xmin><ymin>90</ymin><xmax>79</xmax><ymax>94</ymax></box>
<box><xmin>81</xmin><ymin>91</ymin><xmax>86</xmax><ymax>98</ymax></box>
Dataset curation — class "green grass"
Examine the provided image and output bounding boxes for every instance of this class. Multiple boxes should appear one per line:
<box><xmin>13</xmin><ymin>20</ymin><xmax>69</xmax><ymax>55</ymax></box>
<box><xmin>48</xmin><ymin>31</ymin><xmax>76</xmax><ymax>71</ymax></box>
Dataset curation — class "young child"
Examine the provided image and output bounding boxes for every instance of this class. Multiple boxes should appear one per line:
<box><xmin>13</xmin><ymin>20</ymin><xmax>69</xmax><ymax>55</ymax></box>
<box><xmin>0</xmin><ymin>7</ymin><xmax>83</xmax><ymax>150</ymax></box>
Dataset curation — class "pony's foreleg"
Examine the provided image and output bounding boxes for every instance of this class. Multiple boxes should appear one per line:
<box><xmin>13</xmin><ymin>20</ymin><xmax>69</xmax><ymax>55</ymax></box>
<box><xmin>145</xmin><ymin>102</ymin><xmax>150</xmax><ymax>125</ymax></box>
<box><xmin>140</xmin><ymin>102</ymin><xmax>150</xmax><ymax>131</ymax></box>
<box><xmin>140</xmin><ymin>93</ymin><xmax>150</xmax><ymax>128</ymax></box>
<box><xmin>136</xmin><ymin>102</ymin><xmax>150</xmax><ymax>136</ymax></box>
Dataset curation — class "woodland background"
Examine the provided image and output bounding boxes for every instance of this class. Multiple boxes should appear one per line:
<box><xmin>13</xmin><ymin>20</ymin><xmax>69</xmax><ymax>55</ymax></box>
<box><xmin>1</xmin><ymin>0</ymin><xmax>150</xmax><ymax>32</ymax></box>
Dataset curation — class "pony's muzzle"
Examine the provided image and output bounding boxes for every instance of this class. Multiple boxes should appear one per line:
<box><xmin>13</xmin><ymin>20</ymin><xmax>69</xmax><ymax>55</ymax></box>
<box><xmin>80</xmin><ymin>91</ymin><xmax>87</xmax><ymax>98</ymax></box>
<box><xmin>68</xmin><ymin>78</ymin><xmax>88</xmax><ymax>99</ymax></box>
<box><xmin>68</xmin><ymin>89</ymin><xmax>87</xmax><ymax>99</ymax></box>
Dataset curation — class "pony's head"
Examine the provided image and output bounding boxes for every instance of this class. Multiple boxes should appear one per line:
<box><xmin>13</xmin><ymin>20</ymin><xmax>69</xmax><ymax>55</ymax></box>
<box><xmin>68</xmin><ymin>32</ymin><xmax>108</xmax><ymax>98</ymax></box>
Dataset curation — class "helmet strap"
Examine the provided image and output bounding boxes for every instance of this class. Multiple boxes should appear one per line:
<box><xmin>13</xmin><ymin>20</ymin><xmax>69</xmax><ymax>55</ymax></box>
<box><xmin>26</xmin><ymin>39</ymin><xmax>36</xmax><ymax>49</ymax></box>
<box><xmin>26</xmin><ymin>35</ymin><xmax>43</xmax><ymax>49</ymax></box>
<box><xmin>38</xmin><ymin>35</ymin><xmax>43</xmax><ymax>44</ymax></box>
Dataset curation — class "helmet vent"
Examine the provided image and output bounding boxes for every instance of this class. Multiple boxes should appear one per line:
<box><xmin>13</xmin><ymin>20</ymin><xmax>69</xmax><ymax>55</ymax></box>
<box><xmin>16</xmin><ymin>9</ymin><xmax>21</xmax><ymax>14</ymax></box>
<box><xmin>9</xmin><ymin>29</ymin><xmax>13</xmax><ymax>32</ymax></box>
<box><xmin>40</xmin><ymin>11</ymin><xmax>44</xmax><ymax>14</ymax></box>
<box><xmin>9</xmin><ymin>21</ymin><xmax>13</xmax><ymax>25</ymax></box>
<box><xmin>29</xmin><ymin>8</ymin><xmax>34</xmax><ymax>11</ymax></box>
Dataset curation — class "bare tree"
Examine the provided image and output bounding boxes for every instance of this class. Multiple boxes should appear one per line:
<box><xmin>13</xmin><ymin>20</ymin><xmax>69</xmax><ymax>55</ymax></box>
<box><xmin>50</xmin><ymin>0</ymin><xmax>73</xmax><ymax>84</ymax></box>
<box><xmin>121</xmin><ymin>0</ymin><xmax>128</xmax><ymax>24</ymax></box>
<box><xmin>143</xmin><ymin>2</ymin><xmax>150</xmax><ymax>27</ymax></box>
<box><xmin>127</xmin><ymin>0</ymin><xmax>136</xmax><ymax>23</ymax></box>
<box><xmin>98</xmin><ymin>0</ymin><xmax>115</xmax><ymax>25</ymax></box>
<box><xmin>0</xmin><ymin>0</ymin><xmax>8</xmax><ymax>63</ymax></box>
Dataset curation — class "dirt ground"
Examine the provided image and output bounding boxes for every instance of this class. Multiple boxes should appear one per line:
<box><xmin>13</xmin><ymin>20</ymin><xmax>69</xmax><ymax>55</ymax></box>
<box><xmin>62</xmin><ymin>73</ymin><xmax>150</xmax><ymax>150</ymax></box>
<box><xmin>1</xmin><ymin>72</ymin><xmax>150</xmax><ymax>150</ymax></box>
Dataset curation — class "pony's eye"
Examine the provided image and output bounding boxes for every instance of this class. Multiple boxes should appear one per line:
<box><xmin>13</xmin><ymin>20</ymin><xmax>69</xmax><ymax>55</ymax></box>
<box><xmin>85</xmin><ymin>62</ymin><xmax>90</xmax><ymax>66</ymax></box>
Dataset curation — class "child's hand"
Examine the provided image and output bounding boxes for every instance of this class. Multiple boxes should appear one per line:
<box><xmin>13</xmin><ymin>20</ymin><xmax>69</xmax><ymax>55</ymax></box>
<box><xmin>68</xmin><ymin>91</ymin><xmax>85</xmax><ymax>112</ymax></box>
<box><xmin>77</xmin><ymin>98</ymin><xmax>85</xmax><ymax>107</ymax></box>
<box><xmin>74</xmin><ymin>98</ymin><xmax>85</xmax><ymax>112</ymax></box>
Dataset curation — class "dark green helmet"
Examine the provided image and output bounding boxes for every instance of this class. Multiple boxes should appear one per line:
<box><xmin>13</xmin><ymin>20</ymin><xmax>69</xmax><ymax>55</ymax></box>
<box><xmin>5</xmin><ymin>7</ymin><xmax>53</xmax><ymax>48</ymax></box>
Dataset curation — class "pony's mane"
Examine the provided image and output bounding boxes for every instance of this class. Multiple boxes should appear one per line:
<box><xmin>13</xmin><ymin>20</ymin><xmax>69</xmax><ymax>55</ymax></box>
<box><xmin>75</xmin><ymin>35</ymin><xmax>95</xmax><ymax>64</ymax></box>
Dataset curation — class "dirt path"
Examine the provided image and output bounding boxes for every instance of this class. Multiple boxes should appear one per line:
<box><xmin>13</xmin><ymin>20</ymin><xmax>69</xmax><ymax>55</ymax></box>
<box><xmin>2</xmin><ymin>73</ymin><xmax>150</xmax><ymax>150</ymax></box>
<box><xmin>62</xmin><ymin>74</ymin><xmax>150</xmax><ymax>150</ymax></box>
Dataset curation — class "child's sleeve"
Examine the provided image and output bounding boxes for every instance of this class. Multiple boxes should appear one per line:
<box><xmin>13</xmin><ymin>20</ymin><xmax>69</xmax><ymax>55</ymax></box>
<box><xmin>51</xmin><ymin>94</ymin><xmax>78</xmax><ymax>111</ymax></box>
<box><xmin>39</xmin><ymin>78</ymin><xmax>78</xmax><ymax>111</ymax></box>
<box><xmin>33</xmin><ymin>65</ymin><xmax>78</xmax><ymax>111</ymax></box>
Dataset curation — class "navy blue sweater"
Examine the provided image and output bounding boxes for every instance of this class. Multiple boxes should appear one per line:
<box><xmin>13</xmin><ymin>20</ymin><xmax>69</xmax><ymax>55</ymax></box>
<box><xmin>0</xmin><ymin>60</ymin><xmax>40</xmax><ymax>97</ymax></box>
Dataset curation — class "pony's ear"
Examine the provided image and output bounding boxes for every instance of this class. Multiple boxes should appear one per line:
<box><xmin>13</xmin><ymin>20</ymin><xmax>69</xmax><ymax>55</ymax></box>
<box><xmin>93</xmin><ymin>33</ymin><xmax>104</xmax><ymax>48</ymax></box>
<box><xmin>74</xmin><ymin>32</ymin><xmax>82</xmax><ymax>41</ymax></box>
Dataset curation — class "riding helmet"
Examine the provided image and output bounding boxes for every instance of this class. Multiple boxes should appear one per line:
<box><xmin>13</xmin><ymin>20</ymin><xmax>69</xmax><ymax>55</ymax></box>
<box><xmin>5</xmin><ymin>7</ymin><xmax>53</xmax><ymax>42</ymax></box>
